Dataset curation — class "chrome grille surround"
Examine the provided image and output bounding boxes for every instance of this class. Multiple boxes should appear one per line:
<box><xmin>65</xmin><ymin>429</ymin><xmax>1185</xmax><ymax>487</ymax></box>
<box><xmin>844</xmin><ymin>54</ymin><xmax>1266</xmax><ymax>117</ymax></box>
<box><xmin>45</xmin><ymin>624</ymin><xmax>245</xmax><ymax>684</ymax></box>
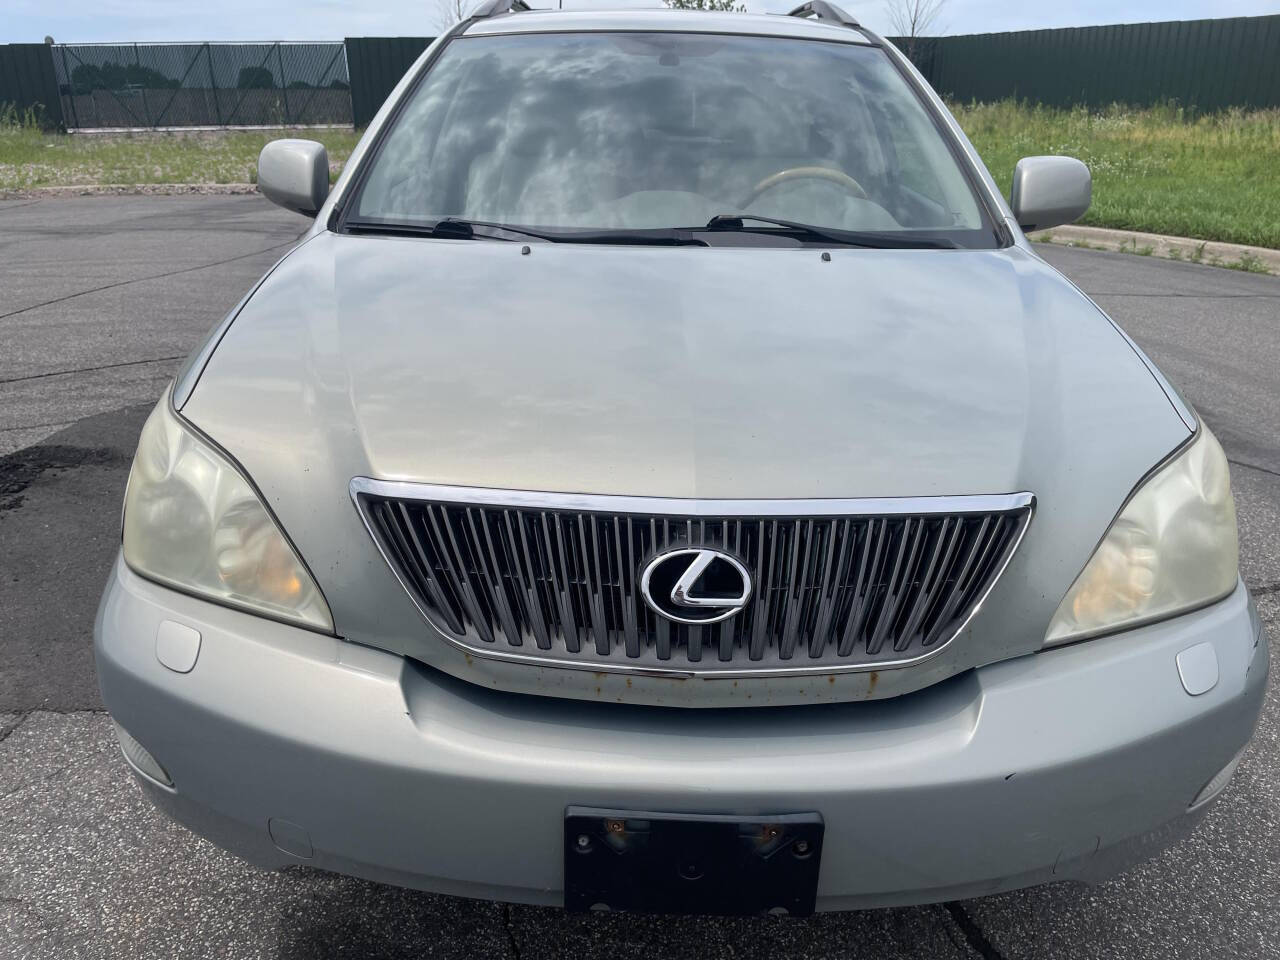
<box><xmin>351</xmin><ymin>479</ymin><xmax>1034</xmax><ymax>678</ymax></box>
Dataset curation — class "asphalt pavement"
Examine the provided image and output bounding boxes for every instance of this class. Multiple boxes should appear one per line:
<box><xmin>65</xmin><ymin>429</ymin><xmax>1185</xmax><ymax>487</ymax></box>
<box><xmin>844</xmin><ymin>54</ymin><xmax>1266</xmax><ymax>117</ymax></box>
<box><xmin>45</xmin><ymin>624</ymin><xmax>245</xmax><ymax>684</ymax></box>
<box><xmin>2</xmin><ymin>194</ymin><xmax>1278</xmax><ymax>960</ymax></box>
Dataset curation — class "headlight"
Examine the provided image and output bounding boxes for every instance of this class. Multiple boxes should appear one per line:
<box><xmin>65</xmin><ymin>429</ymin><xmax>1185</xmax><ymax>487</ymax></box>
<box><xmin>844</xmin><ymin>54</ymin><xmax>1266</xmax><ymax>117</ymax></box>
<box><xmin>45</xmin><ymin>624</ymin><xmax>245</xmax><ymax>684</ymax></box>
<box><xmin>123</xmin><ymin>392</ymin><xmax>334</xmax><ymax>633</ymax></box>
<box><xmin>1045</xmin><ymin>426</ymin><xmax>1237</xmax><ymax>647</ymax></box>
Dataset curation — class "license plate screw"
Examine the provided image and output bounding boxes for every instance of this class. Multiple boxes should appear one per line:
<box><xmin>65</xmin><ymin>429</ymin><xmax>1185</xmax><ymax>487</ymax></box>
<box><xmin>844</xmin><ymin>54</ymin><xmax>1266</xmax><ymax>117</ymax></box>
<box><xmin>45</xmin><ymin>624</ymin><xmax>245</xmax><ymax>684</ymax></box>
<box><xmin>576</xmin><ymin>834</ymin><xmax>592</xmax><ymax>849</ymax></box>
<box><xmin>794</xmin><ymin>840</ymin><xmax>810</xmax><ymax>854</ymax></box>
<box><xmin>606</xmin><ymin>819</ymin><xmax>626</xmax><ymax>835</ymax></box>
<box><xmin>764</xmin><ymin>825</ymin><xmax>781</xmax><ymax>840</ymax></box>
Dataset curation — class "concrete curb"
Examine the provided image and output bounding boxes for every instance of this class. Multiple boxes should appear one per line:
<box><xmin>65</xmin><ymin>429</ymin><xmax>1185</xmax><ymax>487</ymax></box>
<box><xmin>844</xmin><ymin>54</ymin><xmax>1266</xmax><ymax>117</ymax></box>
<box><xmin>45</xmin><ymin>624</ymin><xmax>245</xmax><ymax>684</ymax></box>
<box><xmin>1029</xmin><ymin>225</ymin><xmax>1279</xmax><ymax>276</ymax></box>
<box><xmin>0</xmin><ymin>183</ymin><xmax>257</xmax><ymax>200</ymax></box>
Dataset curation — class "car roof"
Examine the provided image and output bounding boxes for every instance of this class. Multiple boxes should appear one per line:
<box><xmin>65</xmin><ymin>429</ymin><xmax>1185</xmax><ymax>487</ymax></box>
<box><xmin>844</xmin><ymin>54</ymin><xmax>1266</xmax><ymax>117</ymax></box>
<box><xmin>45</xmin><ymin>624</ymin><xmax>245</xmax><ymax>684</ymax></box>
<box><xmin>460</xmin><ymin>8</ymin><xmax>876</xmax><ymax>44</ymax></box>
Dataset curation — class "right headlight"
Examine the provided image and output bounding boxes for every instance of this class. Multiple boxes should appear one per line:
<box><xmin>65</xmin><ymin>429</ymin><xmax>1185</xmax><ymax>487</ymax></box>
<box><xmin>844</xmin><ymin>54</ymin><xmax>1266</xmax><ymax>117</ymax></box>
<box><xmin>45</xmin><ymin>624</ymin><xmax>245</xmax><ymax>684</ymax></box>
<box><xmin>1045</xmin><ymin>426</ymin><xmax>1237</xmax><ymax>647</ymax></box>
<box><xmin>122</xmin><ymin>392</ymin><xmax>334</xmax><ymax>633</ymax></box>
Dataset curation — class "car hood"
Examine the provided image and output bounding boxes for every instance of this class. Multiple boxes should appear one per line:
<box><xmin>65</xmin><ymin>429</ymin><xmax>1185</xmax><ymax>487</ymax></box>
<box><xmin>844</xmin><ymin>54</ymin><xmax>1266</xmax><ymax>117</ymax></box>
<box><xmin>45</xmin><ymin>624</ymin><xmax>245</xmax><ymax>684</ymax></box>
<box><xmin>181</xmin><ymin>231</ymin><xmax>1192</xmax><ymax>705</ymax></box>
<box><xmin>185</xmin><ymin>232</ymin><xmax>1183</xmax><ymax>499</ymax></box>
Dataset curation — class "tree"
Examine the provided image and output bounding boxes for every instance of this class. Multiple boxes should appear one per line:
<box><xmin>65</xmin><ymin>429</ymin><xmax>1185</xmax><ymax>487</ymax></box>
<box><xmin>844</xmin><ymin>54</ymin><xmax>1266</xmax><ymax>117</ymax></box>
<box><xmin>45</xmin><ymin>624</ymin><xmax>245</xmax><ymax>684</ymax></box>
<box><xmin>236</xmin><ymin>66</ymin><xmax>276</xmax><ymax>90</ymax></box>
<box><xmin>433</xmin><ymin>0</ymin><xmax>473</xmax><ymax>33</ymax></box>
<box><xmin>884</xmin><ymin>0</ymin><xmax>945</xmax><ymax>59</ymax></box>
<box><xmin>70</xmin><ymin>62</ymin><xmax>180</xmax><ymax>95</ymax></box>
<box><xmin>664</xmin><ymin>0</ymin><xmax>747</xmax><ymax>9</ymax></box>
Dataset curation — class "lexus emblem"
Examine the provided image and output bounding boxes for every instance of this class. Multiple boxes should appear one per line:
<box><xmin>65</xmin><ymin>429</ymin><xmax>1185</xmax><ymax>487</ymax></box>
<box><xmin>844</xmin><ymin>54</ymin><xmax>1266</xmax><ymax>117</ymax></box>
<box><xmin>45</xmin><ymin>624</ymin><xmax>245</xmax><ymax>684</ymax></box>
<box><xmin>639</xmin><ymin>548</ymin><xmax>752</xmax><ymax>625</ymax></box>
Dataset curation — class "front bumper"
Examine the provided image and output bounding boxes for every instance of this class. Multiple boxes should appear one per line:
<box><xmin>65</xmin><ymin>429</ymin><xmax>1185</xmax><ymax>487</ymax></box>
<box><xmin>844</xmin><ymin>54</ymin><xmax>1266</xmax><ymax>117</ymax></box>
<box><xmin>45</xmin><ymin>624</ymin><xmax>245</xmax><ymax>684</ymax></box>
<box><xmin>95</xmin><ymin>555</ymin><xmax>1268</xmax><ymax>910</ymax></box>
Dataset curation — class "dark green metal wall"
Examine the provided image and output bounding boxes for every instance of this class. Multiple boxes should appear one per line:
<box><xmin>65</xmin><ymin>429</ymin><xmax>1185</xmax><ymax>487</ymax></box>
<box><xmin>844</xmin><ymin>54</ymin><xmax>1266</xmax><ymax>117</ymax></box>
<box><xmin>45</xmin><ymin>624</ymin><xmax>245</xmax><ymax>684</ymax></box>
<box><xmin>894</xmin><ymin>14</ymin><xmax>1280</xmax><ymax>110</ymax></box>
<box><xmin>345</xmin><ymin>37</ymin><xmax>432</xmax><ymax>128</ymax></box>
<box><xmin>7</xmin><ymin>16</ymin><xmax>1279</xmax><ymax>134</ymax></box>
<box><xmin>0</xmin><ymin>43</ymin><xmax>65</xmax><ymax>128</ymax></box>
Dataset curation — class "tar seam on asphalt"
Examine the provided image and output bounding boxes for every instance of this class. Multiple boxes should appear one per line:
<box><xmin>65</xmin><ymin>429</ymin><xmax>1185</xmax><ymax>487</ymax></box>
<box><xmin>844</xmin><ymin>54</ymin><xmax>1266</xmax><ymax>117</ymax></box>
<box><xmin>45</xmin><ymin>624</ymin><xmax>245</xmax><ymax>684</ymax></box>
<box><xmin>1229</xmin><ymin>458</ymin><xmax>1280</xmax><ymax>480</ymax></box>
<box><xmin>0</xmin><ymin>198</ymin><xmax>46</xmax><ymax>212</ymax></box>
<box><xmin>944</xmin><ymin>903</ymin><xmax>1006</xmax><ymax>960</ymax></box>
<box><xmin>0</xmin><ymin>355</ymin><xmax>184</xmax><ymax>386</ymax></box>
<box><xmin>0</xmin><ymin>713</ymin><xmax>31</xmax><ymax>744</ymax></box>
<box><xmin>0</xmin><ymin>231</ymin><xmax>305</xmax><ymax>323</ymax></box>
<box><xmin>0</xmin><ymin>420</ymin><xmax>74</xmax><ymax>434</ymax></box>
<box><xmin>501</xmin><ymin>904</ymin><xmax>522</xmax><ymax>959</ymax></box>
<box><xmin>1090</xmin><ymin>292</ymin><xmax>1280</xmax><ymax>299</ymax></box>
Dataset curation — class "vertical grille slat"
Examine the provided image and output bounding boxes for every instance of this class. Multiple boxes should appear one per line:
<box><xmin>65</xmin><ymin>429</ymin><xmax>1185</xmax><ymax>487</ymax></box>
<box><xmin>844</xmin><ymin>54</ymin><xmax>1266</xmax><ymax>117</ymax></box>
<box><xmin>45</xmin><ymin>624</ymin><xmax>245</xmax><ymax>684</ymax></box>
<box><xmin>510</xmin><ymin>511</ymin><xmax>552</xmax><ymax>650</ymax></box>
<box><xmin>357</xmin><ymin>488</ymin><xmax>1031</xmax><ymax>675</ymax></box>
<box><xmin>616</xmin><ymin>517</ymin><xmax>641</xmax><ymax>659</ymax></box>
<box><xmin>385</xmin><ymin>502</ymin><xmax>465</xmax><ymax>636</ymax></box>
<box><xmin>838</xmin><ymin>517</ymin><xmax>884</xmax><ymax>658</ymax></box>
<box><xmin>778</xmin><ymin>519</ymin><xmax>811</xmax><ymax>660</ymax></box>
<box><xmin>921</xmin><ymin>515</ymin><xmax>991</xmax><ymax>647</ymax></box>
<box><xmin>809</xmin><ymin>517</ymin><xmax>849</xmax><ymax>659</ymax></box>
<box><xmin>548</xmin><ymin>513</ymin><xmax>582</xmax><ymax>653</ymax></box>
<box><xmin>583</xmin><ymin>517</ymin><xmax>610</xmax><ymax>657</ymax></box>
<box><xmin>469</xmin><ymin>509</ymin><xmax>523</xmax><ymax>647</ymax></box>
<box><xmin>426</xmin><ymin>504</ymin><xmax>496</xmax><ymax>646</ymax></box>
<box><xmin>897</xmin><ymin>517</ymin><xmax>961</xmax><ymax>651</ymax></box>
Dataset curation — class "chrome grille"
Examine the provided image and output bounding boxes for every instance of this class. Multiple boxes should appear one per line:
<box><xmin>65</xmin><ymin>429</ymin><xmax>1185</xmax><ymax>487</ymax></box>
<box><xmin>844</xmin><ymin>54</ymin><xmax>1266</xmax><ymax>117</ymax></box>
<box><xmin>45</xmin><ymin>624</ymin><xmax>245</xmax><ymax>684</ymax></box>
<box><xmin>353</xmin><ymin>482</ymin><xmax>1033</xmax><ymax>676</ymax></box>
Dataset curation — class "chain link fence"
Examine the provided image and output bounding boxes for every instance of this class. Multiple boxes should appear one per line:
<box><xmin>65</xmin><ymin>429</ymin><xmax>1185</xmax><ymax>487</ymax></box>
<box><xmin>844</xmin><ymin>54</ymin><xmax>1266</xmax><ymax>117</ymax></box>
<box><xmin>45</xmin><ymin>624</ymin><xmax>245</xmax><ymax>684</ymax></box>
<box><xmin>51</xmin><ymin>42</ymin><xmax>351</xmax><ymax>130</ymax></box>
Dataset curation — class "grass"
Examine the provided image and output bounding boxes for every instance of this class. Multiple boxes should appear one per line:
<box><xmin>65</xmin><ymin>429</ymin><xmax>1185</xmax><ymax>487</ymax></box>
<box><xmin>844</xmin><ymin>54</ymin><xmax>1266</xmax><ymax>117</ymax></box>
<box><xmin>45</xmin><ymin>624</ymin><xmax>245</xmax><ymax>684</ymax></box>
<box><xmin>0</xmin><ymin>105</ymin><xmax>361</xmax><ymax>190</ymax></box>
<box><xmin>954</xmin><ymin>100</ymin><xmax>1280</xmax><ymax>249</ymax></box>
<box><xmin>2</xmin><ymin>99</ymin><xmax>1279</xmax><ymax>250</ymax></box>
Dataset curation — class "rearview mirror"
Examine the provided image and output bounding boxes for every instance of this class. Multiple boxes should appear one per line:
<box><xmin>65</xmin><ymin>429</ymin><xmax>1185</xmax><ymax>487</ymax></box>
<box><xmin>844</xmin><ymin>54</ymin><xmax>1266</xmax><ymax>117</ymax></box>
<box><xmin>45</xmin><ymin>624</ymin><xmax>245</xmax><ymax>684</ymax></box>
<box><xmin>257</xmin><ymin>139</ymin><xmax>329</xmax><ymax>217</ymax></box>
<box><xmin>1011</xmin><ymin>156</ymin><xmax>1091</xmax><ymax>233</ymax></box>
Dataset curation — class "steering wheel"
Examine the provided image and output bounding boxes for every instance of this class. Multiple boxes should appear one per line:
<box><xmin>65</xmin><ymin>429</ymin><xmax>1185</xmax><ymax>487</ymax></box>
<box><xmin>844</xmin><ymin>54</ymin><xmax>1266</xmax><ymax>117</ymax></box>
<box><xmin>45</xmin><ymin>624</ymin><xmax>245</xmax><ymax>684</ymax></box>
<box><xmin>739</xmin><ymin>166</ymin><xmax>869</xmax><ymax>209</ymax></box>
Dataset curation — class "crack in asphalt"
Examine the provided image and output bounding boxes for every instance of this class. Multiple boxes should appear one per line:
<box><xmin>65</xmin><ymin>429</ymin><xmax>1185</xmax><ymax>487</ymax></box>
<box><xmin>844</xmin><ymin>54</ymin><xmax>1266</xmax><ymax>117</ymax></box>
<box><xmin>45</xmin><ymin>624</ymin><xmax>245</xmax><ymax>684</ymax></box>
<box><xmin>0</xmin><ymin>198</ymin><xmax>45</xmax><ymax>213</ymax></box>
<box><xmin>501</xmin><ymin>904</ymin><xmax>522</xmax><ymax>959</ymax></box>
<box><xmin>0</xmin><ymin>764</ymin><xmax>72</xmax><ymax>804</ymax></box>
<box><xmin>1229</xmin><ymin>458</ymin><xmax>1280</xmax><ymax>480</ymax></box>
<box><xmin>0</xmin><ymin>713</ymin><xmax>31</xmax><ymax>744</ymax></box>
<box><xmin>1092</xmin><ymin>292</ymin><xmax>1280</xmax><ymax>299</ymax></box>
<box><xmin>944</xmin><ymin>903</ymin><xmax>1006</xmax><ymax>960</ymax></box>
<box><xmin>0</xmin><ymin>354</ymin><xmax>183</xmax><ymax>386</ymax></box>
<box><xmin>0</xmin><ymin>232</ymin><xmax>304</xmax><ymax>323</ymax></box>
<box><xmin>0</xmin><ymin>419</ymin><xmax>76</xmax><ymax>434</ymax></box>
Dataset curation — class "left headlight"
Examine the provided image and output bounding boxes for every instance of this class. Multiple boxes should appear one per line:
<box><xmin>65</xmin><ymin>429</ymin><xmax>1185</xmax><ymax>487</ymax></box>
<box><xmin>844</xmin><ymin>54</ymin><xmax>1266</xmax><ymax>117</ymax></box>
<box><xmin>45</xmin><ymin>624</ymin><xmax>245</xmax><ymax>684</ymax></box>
<box><xmin>122</xmin><ymin>392</ymin><xmax>334</xmax><ymax>633</ymax></box>
<box><xmin>1045</xmin><ymin>426</ymin><xmax>1237</xmax><ymax>647</ymax></box>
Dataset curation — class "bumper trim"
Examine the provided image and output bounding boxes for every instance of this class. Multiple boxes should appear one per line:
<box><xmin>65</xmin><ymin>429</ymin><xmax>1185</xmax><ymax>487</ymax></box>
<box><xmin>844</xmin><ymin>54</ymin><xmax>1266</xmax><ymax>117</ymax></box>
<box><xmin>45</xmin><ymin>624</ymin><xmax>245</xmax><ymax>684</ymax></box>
<box><xmin>96</xmin><ymin>556</ymin><xmax>1268</xmax><ymax>909</ymax></box>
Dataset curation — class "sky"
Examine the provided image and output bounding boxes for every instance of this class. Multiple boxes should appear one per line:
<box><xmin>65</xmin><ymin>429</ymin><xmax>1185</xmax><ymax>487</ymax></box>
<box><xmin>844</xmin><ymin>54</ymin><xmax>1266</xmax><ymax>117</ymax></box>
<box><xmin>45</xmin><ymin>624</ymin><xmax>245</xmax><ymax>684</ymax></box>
<box><xmin>3</xmin><ymin>0</ymin><xmax>1278</xmax><ymax>44</ymax></box>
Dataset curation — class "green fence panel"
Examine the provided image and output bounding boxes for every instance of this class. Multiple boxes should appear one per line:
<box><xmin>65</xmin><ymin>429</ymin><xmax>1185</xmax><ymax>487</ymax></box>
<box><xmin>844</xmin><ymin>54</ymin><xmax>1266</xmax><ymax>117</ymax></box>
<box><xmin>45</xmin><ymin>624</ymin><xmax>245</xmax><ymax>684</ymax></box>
<box><xmin>0</xmin><ymin>43</ymin><xmax>64</xmax><ymax>129</ymax></box>
<box><xmin>893</xmin><ymin>13</ymin><xmax>1280</xmax><ymax>110</ymax></box>
<box><xmin>345</xmin><ymin>37</ymin><xmax>433</xmax><ymax>129</ymax></box>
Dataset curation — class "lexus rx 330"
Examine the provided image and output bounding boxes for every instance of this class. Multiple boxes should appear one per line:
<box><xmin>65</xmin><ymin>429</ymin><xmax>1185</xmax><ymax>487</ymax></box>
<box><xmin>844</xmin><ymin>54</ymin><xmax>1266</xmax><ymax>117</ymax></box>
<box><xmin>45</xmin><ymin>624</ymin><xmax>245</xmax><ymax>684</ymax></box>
<box><xmin>95</xmin><ymin>1</ymin><xmax>1267</xmax><ymax>916</ymax></box>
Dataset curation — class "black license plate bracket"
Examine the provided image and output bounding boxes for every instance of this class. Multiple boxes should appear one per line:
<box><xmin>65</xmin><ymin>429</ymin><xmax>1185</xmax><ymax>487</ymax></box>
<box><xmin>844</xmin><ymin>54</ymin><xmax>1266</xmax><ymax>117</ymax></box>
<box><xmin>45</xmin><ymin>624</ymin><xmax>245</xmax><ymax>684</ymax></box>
<box><xmin>564</xmin><ymin>806</ymin><xmax>824</xmax><ymax>916</ymax></box>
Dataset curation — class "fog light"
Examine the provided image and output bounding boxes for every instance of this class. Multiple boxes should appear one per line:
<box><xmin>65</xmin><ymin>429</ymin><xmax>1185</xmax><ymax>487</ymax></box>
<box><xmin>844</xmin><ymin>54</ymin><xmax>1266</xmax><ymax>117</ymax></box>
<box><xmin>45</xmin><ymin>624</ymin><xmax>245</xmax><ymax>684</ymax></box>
<box><xmin>112</xmin><ymin>721</ymin><xmax>174</xmax><ymax>789</ymax></box>
<box><xmin>1189</xmin><ymin>748</ymin><xmax>1246</xmax><ymax>811</ymax></box>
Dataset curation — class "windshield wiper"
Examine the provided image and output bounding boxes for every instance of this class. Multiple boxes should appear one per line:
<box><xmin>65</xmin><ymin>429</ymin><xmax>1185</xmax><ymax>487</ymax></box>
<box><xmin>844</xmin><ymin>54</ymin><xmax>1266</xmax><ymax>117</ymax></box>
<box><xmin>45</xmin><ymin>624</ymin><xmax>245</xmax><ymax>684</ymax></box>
<box><xmin>345</xmin><ymin>217</ymin><xmax>554</xmax><ymax>242</ymax></box>
<box><xmin>346</xmin><ymin>217</ymin><xmax>708</xmax><ymax>246</ymax></box>
<box><xmin>703</xmin><ymin>214</ymin><xmax>959</xmax><ymax>249</ymax></box>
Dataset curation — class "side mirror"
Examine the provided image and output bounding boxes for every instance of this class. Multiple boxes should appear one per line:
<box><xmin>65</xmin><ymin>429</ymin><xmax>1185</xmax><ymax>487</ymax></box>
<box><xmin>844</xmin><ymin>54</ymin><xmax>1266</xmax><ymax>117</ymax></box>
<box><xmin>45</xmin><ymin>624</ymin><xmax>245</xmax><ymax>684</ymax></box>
<box><xmin>257</xmin><ymin>139</ymin><xmax>329</xmax><ymax>217</ymax></box>
<box><xmin>1010</xmin><ymin>156</ymin><xmax>1091</xmax><ymax>233</ymax></box>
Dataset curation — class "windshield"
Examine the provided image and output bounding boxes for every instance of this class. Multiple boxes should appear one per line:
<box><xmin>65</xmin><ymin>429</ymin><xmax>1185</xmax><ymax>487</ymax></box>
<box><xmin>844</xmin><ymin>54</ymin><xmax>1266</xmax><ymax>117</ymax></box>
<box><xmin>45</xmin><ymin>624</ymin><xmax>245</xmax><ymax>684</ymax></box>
<box><xmin>349</xmin><ymin>32</ymin><xmax>996</xmax><ymax>248</ymax></box>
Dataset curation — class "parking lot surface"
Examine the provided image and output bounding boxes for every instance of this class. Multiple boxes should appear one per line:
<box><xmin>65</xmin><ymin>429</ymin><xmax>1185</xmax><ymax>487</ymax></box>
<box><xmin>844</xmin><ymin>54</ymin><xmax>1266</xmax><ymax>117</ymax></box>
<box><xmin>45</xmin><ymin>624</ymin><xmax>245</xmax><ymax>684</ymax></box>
<box><xmin>2</xmin><ymin>195</ymin><xmax>1278</xmax><ymax>959</ymax></box>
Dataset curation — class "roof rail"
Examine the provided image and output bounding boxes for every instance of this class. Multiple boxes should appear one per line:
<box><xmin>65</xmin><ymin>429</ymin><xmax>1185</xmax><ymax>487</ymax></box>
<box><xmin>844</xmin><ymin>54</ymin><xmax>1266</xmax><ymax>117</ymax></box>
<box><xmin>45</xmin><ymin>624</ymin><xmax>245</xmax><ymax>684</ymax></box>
<box><xmin>470</xmin><ymin>0</ymin><xmax>531</xmax><ymax>19</ymax></box>
<box><xmin>786</xmin><ymin>1</ymin><xmax>861</xmax><ymax>28</ymax></box>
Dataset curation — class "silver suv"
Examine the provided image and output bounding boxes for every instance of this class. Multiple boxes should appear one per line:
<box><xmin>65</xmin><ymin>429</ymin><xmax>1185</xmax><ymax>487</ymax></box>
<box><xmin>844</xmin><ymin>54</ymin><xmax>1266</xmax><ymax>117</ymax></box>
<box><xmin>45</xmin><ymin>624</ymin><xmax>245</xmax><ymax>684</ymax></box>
<box><xmin>96</xmin><ymin>1</ymin><xmax>1266</xmax><ymax>916</ymax></box>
